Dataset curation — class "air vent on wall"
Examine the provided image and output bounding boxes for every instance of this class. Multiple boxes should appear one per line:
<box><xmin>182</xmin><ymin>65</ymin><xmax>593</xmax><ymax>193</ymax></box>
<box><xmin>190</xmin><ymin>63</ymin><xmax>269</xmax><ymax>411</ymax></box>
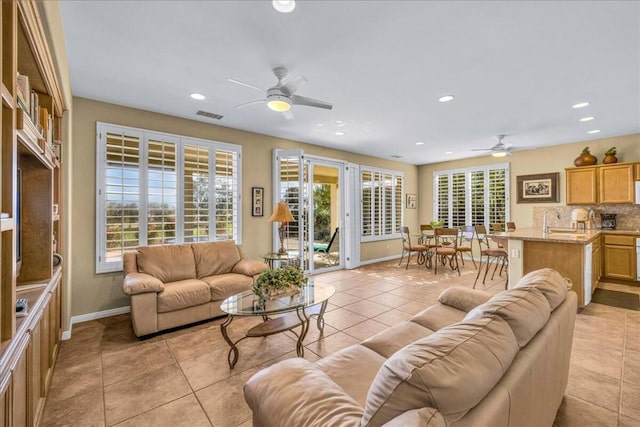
<box><xmin>196</xmin><ymin>110</ymin><xmax>223</xmax><ymax>120</ymax></box>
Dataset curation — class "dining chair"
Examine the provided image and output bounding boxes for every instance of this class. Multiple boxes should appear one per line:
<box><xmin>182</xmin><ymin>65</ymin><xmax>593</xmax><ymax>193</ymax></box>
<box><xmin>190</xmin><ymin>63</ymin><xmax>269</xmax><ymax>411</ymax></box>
<box><xmin>473</xmin><ymin>225</ymin><xmax>508</xmax><ymax>288</ymax></box>
<box><xmin>456</xmin><ymin>226</ymin><xmax>476</xmax><ymax>268</ymax></box>
<box><xmin>399</xmin><ymin>226</ymin><xmax>428</xmax><ymax>269</ymax></box>
<box><xmin>506</xmin><ymin>222</ymin><xmax>516</xmax><ymax>231</ymax></box>
<box><xmin>492</xmin><ymin>223</ymin><xmax>504</xmax><ymax>232</ymax></box>
<box><xmin>419</xmin><ymin>224</ymin><xmax>436</xmax><ymax>247</ymax></box>
<box><xmin>428</xmin><ymin>228</ymin><xmax>460</xmax><ymax>275</ymax></box>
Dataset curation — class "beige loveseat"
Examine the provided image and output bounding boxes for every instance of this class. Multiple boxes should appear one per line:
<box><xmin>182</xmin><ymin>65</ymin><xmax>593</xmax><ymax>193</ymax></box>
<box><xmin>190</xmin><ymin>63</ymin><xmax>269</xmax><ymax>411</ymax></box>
<box><xmin>244</xmin><ymin>268</ymin><xmax>577</xmax><ymax>426</ymax></box>
<box><xmin>122</xmin><ymin>240</ymin><xmax>268</xmax><ymax>337</ymax></box>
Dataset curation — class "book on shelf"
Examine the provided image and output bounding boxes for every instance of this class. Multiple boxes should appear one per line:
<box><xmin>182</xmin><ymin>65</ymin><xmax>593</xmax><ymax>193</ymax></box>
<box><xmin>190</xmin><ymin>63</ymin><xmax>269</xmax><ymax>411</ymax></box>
<box><xmin>16</xmin><ymin>72</ymin><xmax>30</xmax><ymax>112</ymax></box>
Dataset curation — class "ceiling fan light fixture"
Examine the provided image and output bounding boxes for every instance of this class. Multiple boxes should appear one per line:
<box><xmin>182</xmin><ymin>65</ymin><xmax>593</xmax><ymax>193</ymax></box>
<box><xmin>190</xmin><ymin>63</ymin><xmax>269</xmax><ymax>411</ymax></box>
<box><xmin>491</xmin><ymin>151</ymin><xmax>508</xmax><ymax>158</ymax></box>
<box><xmin>273</xmin><ymin>0</ymin><xmax>295</xmax><ymax>13</ymax></box>
<box><xmin>267</xmin><ymin>95</ymin><xmax>291</xmax><ymax>112</ymax></box>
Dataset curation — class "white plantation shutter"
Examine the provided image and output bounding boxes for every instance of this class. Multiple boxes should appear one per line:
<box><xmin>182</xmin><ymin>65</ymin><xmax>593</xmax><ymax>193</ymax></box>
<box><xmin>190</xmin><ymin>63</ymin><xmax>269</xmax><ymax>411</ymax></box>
<box><xmin>96</xmin><ymin>123</ymin><xmax>242</xmax><ymax>273</ymax></box>
<box><xmin>433</xmin><ymin>164</ymin><xmax>509</xmax><ymax>230</ymax></box>
<box><xmin>360</xmin><ymin>167</ymin><xmax>403</xmax><ymax>241</ymax></box>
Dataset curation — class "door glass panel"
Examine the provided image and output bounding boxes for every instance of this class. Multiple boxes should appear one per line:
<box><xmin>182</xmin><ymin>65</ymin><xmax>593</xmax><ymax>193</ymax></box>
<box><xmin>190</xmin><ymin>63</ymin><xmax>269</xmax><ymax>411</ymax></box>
<box><xmin>312</xmin><ymin>164</ymin><xmax>340</xmax><ymax>272</ymax></box>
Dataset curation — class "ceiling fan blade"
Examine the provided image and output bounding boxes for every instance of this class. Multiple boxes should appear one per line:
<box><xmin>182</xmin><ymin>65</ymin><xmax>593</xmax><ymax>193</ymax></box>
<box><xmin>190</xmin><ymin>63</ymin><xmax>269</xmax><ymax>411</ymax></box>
<box><xmin>283</xmin><ymin>110</ymin><xmax>294</xmax><ymax>120</ymax></box>
<box><xmin>227</xmin><ymin>78</ymin><xmax>264</xmax><ymax>93</ymax></box>
<box><xmin>282</xmin><ymin>76</ymin><xmax>308</xmax><ymax>96</ymax></box>
<box><xmin>234</xmin><ymin>99</ymin><xmax>265</xmax><ymax>109</ymax></box>
<box><xmin>291</xmin><ymin>95</ymin><xmax>333</xmax><ymax>110</ymax></box>
<box><xmin>471</xmin><ymin>148</ymin><xmax>493</xmax><ymax>151</ymax></box>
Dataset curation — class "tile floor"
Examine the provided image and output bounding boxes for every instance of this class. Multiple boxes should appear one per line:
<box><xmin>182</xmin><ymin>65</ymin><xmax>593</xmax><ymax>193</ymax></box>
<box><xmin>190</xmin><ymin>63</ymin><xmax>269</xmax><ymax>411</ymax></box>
<box><xmin>40</xmin><ymin>260</ymin><xmax>640</xmax><ymax>427</ymax></box>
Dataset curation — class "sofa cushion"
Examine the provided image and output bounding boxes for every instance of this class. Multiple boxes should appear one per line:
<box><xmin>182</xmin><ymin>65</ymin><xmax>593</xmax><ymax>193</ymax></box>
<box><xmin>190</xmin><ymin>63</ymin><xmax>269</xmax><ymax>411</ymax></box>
<box><xmin>136</xmin><ymin>244</ymin><xmax>196</xmax><ymax>283</ymax></box>
<box><xmin>157</xmin><ymin>279</ymin><xmax>211</xmax><ymax>313</ymax></box>
<box><xmin>192</xmin><ymin>241</ymin><xmax>242</xmax><ymax>278</ymax></box>
<box><xmin>316</xmin><ymin>344</ymin><xmax>386</xmax><ymax>406</ymax></box>
<box><xmin>382</xmin><ymin>408</ymin><xmax>446</xmax><ymax>427</ymax></box>
<box><xmin>410</xmin><ymin>303</ymin><xmax>466</xmax><ymax>331</ymax></box>
<box><xmin>362</xmin><ymin>321</ymin><xmax>434</xmax><ymax>359</ymax></box>
<box><xmin>200</xmin><ymin>273</ymin><xmax>253</xmax><ymax>300</ymax></box>
<box><xmin>464</xmin><ymin>287</ymin><xmax>550</xmax><ymax>347</ymax></box>
<box><xmin>362</xmin><ymin>316</ymin><xmax>518</xmax><ymax>426</ymax></box>
<box><xmin>514</xmin><ymin>268</ymin><xmax>570</xmax><ymax>310</ymax></box>
<box><xmin>437</xmin><ymin>287</ymin><xmax>493</xmax><ymax>312</ymax></box>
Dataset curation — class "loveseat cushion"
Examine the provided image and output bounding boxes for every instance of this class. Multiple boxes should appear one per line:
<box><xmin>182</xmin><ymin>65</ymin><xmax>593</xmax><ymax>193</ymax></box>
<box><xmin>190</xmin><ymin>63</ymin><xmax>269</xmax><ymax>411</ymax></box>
<box><xmin>200</xmin><ymin>273</ymin><xmax>253</xmax><ymax>300</ymax></box>
<box><xmin>437</xmin><ymin>287</ymin><xmax>493</xmax><ymax>312</ymax></box>
<box><xmin>464</xmin><ymin>287</ymin><xmax>550</xmax><ymax>347</ymax></box>
<box><xmin>192</xmin><ymin>240</ymin><xmax>242</xmax><ymax>278</ymax></box>
<box><xmin>362</xmin><ymin>316</ymin><xmax>518</xmax><ymax>426</ymax></box>
<box><xmin>362</xmin><ymin>321</ymin><xmax>435</xmax><ymax>359</ymax></box>
<box><xmin>136</xmin><ymin>244</ymin><xmax>197</xmax><ymax>283</ymax></box>
<box><xmin>157</xmin><ymin>279</ymin><xmax>211</xmax><ymax>313</ymax></box>
<box><xmin>514</xmin><ymin>268</ymin><xmax>570</xmax><ymax>310</ymax></box>
<box><xmin>382</xmin><ymin>408</ymin><xmax>446</xmax><ymax>427</ymax></box>
<box><xmin>410</xmin><ymin>303</ymin><xmax>466</xmax><ymax>331</ymax></box>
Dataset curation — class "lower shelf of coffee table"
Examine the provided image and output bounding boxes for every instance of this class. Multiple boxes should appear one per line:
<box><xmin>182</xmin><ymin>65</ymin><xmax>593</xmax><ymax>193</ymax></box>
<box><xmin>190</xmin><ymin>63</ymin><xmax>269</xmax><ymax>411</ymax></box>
<box><xmin>246</xmin><ymin>304</ymin><xmax>322</xmax><ymax>337</ymax></box>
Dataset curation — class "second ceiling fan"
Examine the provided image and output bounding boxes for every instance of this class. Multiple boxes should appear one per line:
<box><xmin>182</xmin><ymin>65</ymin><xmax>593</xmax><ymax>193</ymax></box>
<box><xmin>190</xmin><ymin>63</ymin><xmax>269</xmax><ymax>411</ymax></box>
<box><xmin>228</xmin><ymin>67</ymin><xmax>333</xmax><ymax>119</ymax></box>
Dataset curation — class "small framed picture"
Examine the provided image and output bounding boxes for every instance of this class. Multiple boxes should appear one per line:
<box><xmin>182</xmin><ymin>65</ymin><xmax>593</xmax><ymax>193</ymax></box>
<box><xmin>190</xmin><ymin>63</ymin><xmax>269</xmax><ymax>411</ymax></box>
<box><xmin>252</xmin><ymin>187</ymin><xmax>264</xmax><ymax>216</ymax></box>
<box><xmin>406</xmin><ymin>193</ymin><xmax>417</xmax><ymax>209</ymax></box>
<box><xmin>516</xmin><ymin>173</ymin><xmax>560</xmax><ymax>203</ymax></box>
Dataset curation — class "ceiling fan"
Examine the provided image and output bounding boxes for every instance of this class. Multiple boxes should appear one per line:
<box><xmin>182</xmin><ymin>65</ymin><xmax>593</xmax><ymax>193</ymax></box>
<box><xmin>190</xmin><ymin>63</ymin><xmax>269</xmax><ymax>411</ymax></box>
<box><xmin>472</xmin><ymin>135</ymin><xmax>519</xmax><ymax>157</ymax></box>
<box><xmin>228</xmin><ymin>67</ymin><xmax>333</xmax><ymax>119</ymax></box>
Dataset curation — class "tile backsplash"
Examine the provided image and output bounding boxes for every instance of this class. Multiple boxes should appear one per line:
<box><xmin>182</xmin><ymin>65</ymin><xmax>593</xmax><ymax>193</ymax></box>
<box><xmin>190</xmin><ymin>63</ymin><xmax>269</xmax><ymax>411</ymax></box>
<box><xmin>532</xmin><ymin>205</ymin><xmax>640</xmax><ymax>231</ymax></box>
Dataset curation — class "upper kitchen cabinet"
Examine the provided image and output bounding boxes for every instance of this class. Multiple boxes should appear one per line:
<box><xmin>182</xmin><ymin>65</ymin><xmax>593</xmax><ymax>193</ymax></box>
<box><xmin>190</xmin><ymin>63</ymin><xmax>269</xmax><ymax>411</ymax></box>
<box><xmin>566</xmin><ymin>163</ymin><xmax>637</xmax><ymax>205</ymax></box>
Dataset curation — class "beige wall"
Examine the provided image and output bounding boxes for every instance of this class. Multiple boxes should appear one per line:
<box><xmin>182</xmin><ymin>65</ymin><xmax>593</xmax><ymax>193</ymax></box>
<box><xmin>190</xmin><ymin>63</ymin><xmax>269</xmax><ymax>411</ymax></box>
<box><xmin>418</xmin><ymin>134</ymin><xmax>640</xmax><ymax>227</ymax></box>
<box><xmin>71</xmin><ymin>97</ymin><xmax>418</xmax><ymax>316</ymax></box>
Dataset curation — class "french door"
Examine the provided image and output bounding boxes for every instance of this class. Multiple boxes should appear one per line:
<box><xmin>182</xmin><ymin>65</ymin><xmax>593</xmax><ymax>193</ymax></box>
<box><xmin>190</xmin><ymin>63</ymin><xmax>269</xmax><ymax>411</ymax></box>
<box><xmin>273</xmin><ymin>150</ymin><xmax>346</xmax><ymax>274</ymax></box>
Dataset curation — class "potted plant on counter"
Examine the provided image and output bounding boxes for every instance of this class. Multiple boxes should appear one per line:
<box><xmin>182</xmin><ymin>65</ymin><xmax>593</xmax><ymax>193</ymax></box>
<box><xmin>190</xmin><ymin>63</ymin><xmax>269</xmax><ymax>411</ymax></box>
<box><xmin>253</xmin><ymin>266</ymin><xmax>307</xmax><ymax>299</ymax></box>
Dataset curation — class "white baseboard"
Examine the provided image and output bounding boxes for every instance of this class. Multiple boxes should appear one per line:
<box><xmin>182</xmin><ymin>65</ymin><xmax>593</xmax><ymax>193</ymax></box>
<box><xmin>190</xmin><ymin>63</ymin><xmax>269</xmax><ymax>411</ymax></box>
<box><xmin>359</xmin><ymin>254</ymin><xmax>402</xmax><ymax>266</ymax></box>
<box><xmin>61</xmin><ymin>306</ymin><xmax>131</xmax><ymax>340</ymax></box>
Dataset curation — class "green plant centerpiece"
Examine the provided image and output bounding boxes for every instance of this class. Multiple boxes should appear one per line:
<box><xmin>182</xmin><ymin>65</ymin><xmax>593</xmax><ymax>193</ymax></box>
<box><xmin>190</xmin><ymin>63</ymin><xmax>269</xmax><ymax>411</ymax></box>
<box><xmin>603</xmin><ymin>147</ymin><xmax>618</xmax><ymax>164</ymax></box>
<box><xmin>429</xmin><ymin>220</ymin><xmax>444</xmax><ymax>228</ymax></box>
<box><xmin>253</xmin><ymin>266</ymin><xmax>307</xmax><ymax>299</ymax></box>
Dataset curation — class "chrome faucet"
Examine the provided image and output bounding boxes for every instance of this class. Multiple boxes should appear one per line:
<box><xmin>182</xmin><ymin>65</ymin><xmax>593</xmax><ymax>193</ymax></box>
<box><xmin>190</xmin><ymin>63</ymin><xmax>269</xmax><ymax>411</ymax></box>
<box><xmin>543</xmin><ymin>209</ymin><xmax>560</xmax><ymax>234</ymax></box>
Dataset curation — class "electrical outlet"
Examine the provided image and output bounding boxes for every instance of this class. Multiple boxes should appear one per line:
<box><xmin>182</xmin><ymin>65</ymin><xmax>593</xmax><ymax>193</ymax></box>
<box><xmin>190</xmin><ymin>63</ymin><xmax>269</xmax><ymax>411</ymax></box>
<box><xmin>511</xmin><ymin>249</ymin><xmax>520</xmax><ymax>258</ymax></box>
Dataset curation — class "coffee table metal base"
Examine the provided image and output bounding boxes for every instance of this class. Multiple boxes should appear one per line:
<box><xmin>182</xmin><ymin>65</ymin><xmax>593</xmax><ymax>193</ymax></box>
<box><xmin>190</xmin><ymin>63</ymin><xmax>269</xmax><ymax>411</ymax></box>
<box><xmin>221</xmin><ymin>301</ymin><xmax>328</xmax><ymax>369</ymax></box>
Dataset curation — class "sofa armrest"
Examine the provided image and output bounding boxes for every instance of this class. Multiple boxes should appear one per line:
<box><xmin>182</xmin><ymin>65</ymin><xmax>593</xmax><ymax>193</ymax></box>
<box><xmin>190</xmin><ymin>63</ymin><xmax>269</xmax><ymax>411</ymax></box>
<box><xmin>383</xmin><ymin>408</ymin><xmax>446</xmax><ymax>427</ymax></box>
<box><xmin>244</xmin><ymin>358</ymin><xmax>362</xmax><ymax>427</ymax></box>
<box><xmin>437</xmin><ymin>287</ymin><xmax>493</xmax><ymax>312</ymax></box>
<box><xmin>122</xmin><ymin>272</ymin><xmax>164</xmax><ymax>296</ymax></box>
<box><xmin>232</xmin><ymin>259</ymin><xmax>269</xmax><ymax>277</ymax></box>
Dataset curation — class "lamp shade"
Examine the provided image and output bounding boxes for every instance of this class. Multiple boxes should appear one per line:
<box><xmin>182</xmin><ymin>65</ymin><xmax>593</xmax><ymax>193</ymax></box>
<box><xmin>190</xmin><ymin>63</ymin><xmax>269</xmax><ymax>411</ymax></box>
<box><xmin>268</xmin><ymin>202</ymin><xmax>294</xmax><ymax>223</ymax></box>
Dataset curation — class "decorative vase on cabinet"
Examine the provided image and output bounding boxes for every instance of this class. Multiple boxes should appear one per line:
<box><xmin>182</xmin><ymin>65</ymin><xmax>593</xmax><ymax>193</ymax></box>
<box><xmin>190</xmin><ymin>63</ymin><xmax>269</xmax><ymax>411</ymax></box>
<box><xmin>574</xmin><ymin>147</ymin><xmax>597</xmax><ymax>167</ymax></box>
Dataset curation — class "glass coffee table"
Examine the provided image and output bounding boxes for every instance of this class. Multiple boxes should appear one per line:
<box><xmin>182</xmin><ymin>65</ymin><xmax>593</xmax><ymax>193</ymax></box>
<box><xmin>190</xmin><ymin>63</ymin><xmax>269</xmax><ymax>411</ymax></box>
<box><xmin>220</xmin><ymin>281</ymin><xmax>335</xmax><ymax>368</ymax></box>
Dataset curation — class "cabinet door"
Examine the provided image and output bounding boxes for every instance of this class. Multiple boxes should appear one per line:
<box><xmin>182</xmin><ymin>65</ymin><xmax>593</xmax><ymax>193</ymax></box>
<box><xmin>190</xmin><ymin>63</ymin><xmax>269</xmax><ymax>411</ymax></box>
<box><xmin>591</xmin><ymin>242</ymin><xmax>601</xmax><ymax>294</ymax></box>
<box><xmin>566</xmin><ymin>167</ymin><xmax>597</xmax><ymax>205</ymax></box>
<box><xmin>0</xmin><ymin>370</ymin><xmax>11</xmax><ymax>426</ymax></box>
<box><xmin>12</xmin><ymin>336</ymin><xmax>29</xmax><ymax>427</ymax></box>
<box><xmin>599</xmin><ymin>164</ymin><xmax>635</xmax><ymax>204</ymax></box>
<box><xmin>603</xmin><ymin>245</ymin><xmax>636</xmax><ymax>280</ymax></box>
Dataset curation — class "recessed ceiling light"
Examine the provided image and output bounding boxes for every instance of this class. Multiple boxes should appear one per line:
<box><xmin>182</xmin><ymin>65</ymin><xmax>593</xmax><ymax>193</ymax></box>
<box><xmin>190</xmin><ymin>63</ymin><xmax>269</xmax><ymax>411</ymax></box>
<box><xmin>587</xmin><ymin>129</ymin><xmax>601</xmax><ymax>134</ymax></box>
<box><xmin>335</xmin><ymin>131</ymin><xmax>345</xmax><ymax>136</ymax></box>
<box><xmin>579</xmin><ymin>116</ymin><xmax>595</xmax><ymax>122</ymax></box>
<box><xmin>445</xmin><ymin>151</ymin><xmax>453</xmax><ymax>154</ymax></box>
<box><xmin>416</xmin><ymin>142</ymin><xmax>424</xmax><ymax>145</ymax></box>
<box><xmin>572</xmin><ymin>102</ymin><xmax>590</xmax><ymax>109</ymax></box>
<box><xmin>438</xmin><ymin>95</ymin><xmax>455</xmax><ymax>103</ymax></box>
<box><xmin>272</xmin><ymin>0</ymin><xmax>295</xmax><ymax>13</ymax></box>
<box><xmin>190</xmin><ymin>93</ymin><xmax>206</xmax><ymax>100</ymax></box>
<box><xmin>390</xmin><ymin>155</ymin><xmax>403</xmax><ymax>159</ymax></box>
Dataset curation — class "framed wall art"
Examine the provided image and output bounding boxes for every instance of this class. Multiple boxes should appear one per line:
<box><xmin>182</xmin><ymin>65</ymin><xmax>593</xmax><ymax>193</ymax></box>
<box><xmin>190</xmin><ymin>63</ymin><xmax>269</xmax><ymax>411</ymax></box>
<box><xmin>252</xmin><ymin>187</ymin><xmax>264</xmax><ymax>216</ymax></box>
<box><xmin>406</xmin><ymin>193</ymin><xmax>417</xmax><ymax>209</ymax></box>
<box><xmin>516</xmin><ymin>172</ymin><xmax>560</xmax><ymax>203</ymax></box>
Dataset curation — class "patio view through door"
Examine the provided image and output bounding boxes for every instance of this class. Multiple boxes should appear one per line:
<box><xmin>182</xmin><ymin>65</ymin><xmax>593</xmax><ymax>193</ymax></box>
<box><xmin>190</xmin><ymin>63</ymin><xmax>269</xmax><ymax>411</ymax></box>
<box><xmin>273</xmin><ymin>150</ymin><xmax>344</xmax><ymax>274</ymax></box>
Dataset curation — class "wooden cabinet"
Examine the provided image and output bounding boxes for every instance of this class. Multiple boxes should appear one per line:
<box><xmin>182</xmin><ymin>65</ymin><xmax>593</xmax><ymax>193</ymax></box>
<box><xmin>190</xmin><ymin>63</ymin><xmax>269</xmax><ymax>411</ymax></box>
<box><xmin>566</xmin><ymin>163</ymin><xmax>637</xmax><ymax>205</ymax></box>
<box><xmin>602</xmin><ymin>234</ymin><xmax>637</xmax><ymax>281</ymax></box>
<box><xmin>566</xmin><ymin>167</ymin><xmax>597</xmax><ymax>205</ymax></box>
<box><xmin>598</xmin><ymin>164</ymin><xmax>635</xmax><ymax>204</ymax></box>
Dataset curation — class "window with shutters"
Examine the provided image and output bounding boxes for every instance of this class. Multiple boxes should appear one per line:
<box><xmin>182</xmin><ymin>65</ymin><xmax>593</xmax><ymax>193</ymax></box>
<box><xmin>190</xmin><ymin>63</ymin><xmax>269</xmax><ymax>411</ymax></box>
<box><xmin>96</xmin><ymin>123</ymin><xmax>242</xmax><ymax>273</ymax></box>
<box><xmin>432</xmin><ymin>163</ymin><xmax>509</xmax><ymax>229</ymax></box>
<box><xmin>360</xmin><ymin>167</ymin><xmax>404</xmax><ymax>241</ymax></box>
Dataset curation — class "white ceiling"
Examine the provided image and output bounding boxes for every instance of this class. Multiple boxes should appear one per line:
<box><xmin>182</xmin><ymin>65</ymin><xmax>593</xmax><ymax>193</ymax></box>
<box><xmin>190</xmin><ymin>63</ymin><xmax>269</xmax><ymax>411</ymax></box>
<box><xmin>59</xmin><ymin>1</ymin><xmax>640</xmax><ymax>165</ymax></box>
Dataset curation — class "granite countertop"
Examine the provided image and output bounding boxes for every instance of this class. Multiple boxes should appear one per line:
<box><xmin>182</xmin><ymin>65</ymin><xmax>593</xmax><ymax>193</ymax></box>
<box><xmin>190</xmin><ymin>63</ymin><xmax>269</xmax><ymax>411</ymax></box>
<box><xmin>499</xmin><ymin>227</ymin><xmax>640</xmax><ymax>244</ymax></box>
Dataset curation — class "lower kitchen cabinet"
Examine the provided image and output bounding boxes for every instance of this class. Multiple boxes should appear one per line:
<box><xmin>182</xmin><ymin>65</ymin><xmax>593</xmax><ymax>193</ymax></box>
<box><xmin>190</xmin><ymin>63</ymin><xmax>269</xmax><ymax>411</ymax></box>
<box><xmin>603</xmin><ymin>234</ymin><xmax>637</xmax><ymax>281</ymax></box>
<box><xmin>591</xmin><ymin>237</ymin><xmax>602</xmax><ymax>293</ymax></box>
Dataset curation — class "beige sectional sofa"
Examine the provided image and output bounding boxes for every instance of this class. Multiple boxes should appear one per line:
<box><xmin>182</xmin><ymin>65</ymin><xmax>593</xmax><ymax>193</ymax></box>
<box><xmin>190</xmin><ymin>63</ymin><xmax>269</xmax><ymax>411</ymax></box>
<box><xmin>244</xmin><ymin>268</ymin><xmax>577</xmax><ymax>427</ymax></box>
<box><xmin>122</xmin><ymin>240</ymin><xmax>268</xmax><ymax>337</ymax></box>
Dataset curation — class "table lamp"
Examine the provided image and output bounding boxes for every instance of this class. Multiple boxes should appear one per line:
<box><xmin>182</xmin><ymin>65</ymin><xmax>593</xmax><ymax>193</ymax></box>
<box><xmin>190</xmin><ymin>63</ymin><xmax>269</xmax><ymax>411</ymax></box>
<box><xmin>268</xmin><ymin>202</ymin><xmax>294</xmax><ymax>254</ymax></box>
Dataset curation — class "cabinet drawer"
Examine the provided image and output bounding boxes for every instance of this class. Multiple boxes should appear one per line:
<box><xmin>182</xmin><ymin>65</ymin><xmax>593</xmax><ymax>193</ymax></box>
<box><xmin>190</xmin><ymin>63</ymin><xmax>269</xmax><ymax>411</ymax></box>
<box><xmin>603</xmin><ymin>234</ymin><xmax>636</xmax><ymax>246</ymax></box>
